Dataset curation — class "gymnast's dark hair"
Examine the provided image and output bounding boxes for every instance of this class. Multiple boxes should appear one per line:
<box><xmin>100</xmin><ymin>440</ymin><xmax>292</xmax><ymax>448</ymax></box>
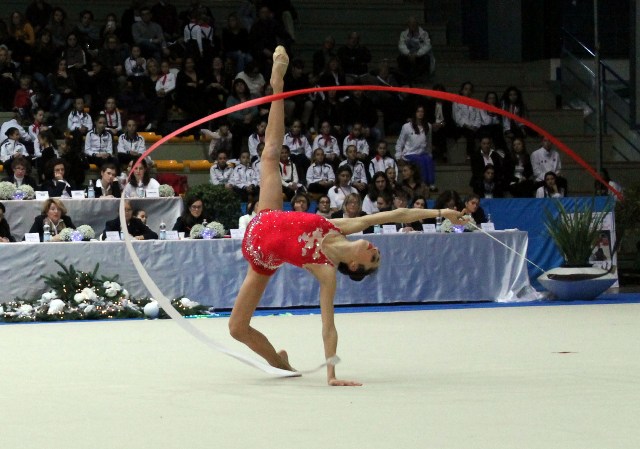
<box><xmin>337</xmin><ymin>262</ymin><xmax>378</xmax><ymax>282</ymax></box>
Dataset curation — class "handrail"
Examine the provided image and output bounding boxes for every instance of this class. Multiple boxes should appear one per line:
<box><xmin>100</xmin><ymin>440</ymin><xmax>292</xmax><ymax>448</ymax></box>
<box><xmin>562</xmin><ymin>28</ymin><xmax>596</xmax><ymax>57</ymax></box>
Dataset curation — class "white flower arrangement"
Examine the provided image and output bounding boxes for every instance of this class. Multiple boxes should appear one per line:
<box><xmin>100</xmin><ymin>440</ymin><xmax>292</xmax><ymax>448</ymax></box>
<box><xmin>17</xmin><ymin>184</ymin><xmax>35</xmax><ymax>199</ymax></box>
<box><xmin>74</xmin><ymin>287</ymin><xmax>98</xmax><ymax>303</ymax></box>
<box><xmin>190</xmin><ymin>221</ymin><xmax>226</xmax><ymax>239</ymax></box>
<box><xmin>190</xmin><ymin>224</ymin><xmax>204</xmax><ymax>239</ymax></box>
<box><xmin>179</xmin><ymin>297</ymin><xmax>200</xmax><ymax>308</ymax></box>
<box><xmin>206</xmin><ymin>221</ymin><xmax>226</xmax><ymax>237</ymax></box>
<box><xmin>76</xmin><ymin>225</ymin><xmax>95</xmax><ymax>240</ymax></box>
<box><xmin>159</xmin><ymin>184</ymin><xmax>175</xmax><ymax>197</ymax></box>
<box><xmin>440</xmin><ymin>215</ymin><xmax>476</xmax><ymax>233</ymax></box>
<box><xmin>103</xmin><ymin>281</ymin><xmax>122</xmax><ymax>298</ymax></box>
<box><xmin>0</xmin><ymin>181</ymin><xmax>17</xmax><ymax>200</ymax></box>
<box><xmin>58</xmin><ymin>228</ymin><xmax>75</xmax><ymax>241</ymax></box>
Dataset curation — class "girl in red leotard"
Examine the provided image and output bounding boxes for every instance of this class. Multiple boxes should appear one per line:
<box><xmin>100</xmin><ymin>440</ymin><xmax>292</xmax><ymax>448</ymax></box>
<box><xmin>229</xmin><ymin>46</ymin><xmax>466</xmax><ymax>386</ymax></box>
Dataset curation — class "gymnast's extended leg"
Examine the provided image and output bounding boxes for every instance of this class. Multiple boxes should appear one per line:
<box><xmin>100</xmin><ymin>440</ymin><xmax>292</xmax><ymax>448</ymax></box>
<box><xmin>228</xmin><ymin>46</ymin><xmax>293</xmax><ymax>371</ymax></box>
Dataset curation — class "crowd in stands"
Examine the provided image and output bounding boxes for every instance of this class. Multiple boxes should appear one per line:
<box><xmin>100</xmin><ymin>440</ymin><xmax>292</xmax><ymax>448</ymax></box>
<box><xmin>0</xmin><ymin>1</ymin><xmax>619</xmax><ymax>241</ymax></box>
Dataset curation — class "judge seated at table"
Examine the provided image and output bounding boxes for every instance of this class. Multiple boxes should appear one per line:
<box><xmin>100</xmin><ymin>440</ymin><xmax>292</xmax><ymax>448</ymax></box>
<box><xmin>101</xmin><ymin>200</ymin><xmax>158</xmax><ymax>240</ymax></box>
<box><xmin>94</xmin><ymin>162</ymin><xmax>122</xmax><ymax>198</ymax></box>
<box><xmin>28</xmin><ymin>198</ymin><xmax>75</xmax><ymax>241</ymax></box>
<box><xmin>38</xmin><ymin>158</ymin><xmax>73</xmax><ymax>197</ymax></box>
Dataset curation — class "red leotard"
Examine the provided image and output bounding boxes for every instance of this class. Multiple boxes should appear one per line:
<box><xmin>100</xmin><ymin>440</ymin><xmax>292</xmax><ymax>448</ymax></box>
<box><xmin>242</xmin><ymin>210</ymin><xmax>341</xmax><ymax>276</ymax></box>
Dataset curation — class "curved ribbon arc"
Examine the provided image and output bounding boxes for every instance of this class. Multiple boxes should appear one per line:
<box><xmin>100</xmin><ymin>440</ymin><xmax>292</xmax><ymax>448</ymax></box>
<box><xmin>120</xmin><ymin>84</ymin><xmax>618</xmax><ymax>376</ymax></box>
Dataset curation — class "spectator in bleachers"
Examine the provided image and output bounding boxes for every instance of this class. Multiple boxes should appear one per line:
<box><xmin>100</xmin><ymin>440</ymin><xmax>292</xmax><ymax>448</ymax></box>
<box><xmin>25</xmin><ymin>0</ymin><xmax>53</xmax><ymax>36</ymax></box>
<box><xmin>172</xmin><ymin>195</ymin><xmax>210</xmax><ymax>235</ymax></box>
<box><xmin>471</xmin><ymin>163</ymin><xmax>504</xmax><ymax>199</ymax></box>
<box><xmin>283</xmin><ymin>119</ymin><xmax>311</xmax><ymax>179</ymax></box>
<box><xmin>222</xmin><ymin>12</ymin><xmax>252</xmax><ymax>75</ymax></box>
<box><xmin>46</xmin><ymin>7</ymin><xmax>72</xmax><ymax>51</ymax></box>
<box><xmin>67</xmin><ymin>97</ymin><xmax>93</xmax><ymax>136</ymax></box>
<box><xmin>315</xmin><ymin>194</ymin><xmax>331</xmax><ymax>218</ymax></box>
<box><xmin>229</xmin><ymin>149</ymin><xmax>259</xmax><ymax>202</ymax></box>
<box><xmin>48</xmin><ymin>58</ymin><xmax>76</xmax><ymax>119</ymax></box>
<box><xmin>248</xmin><ymin>6</ymin><xmax>292</xmax><ymax>75</ymax></box>
<box><xmin>100</xmin><ymin>97</ymin><xmax>123</xmax><ymax>137</ymax></box>
<box><xmin>29</xmin><ymin>29</ymin><xmax>57</xmax><ymax>98</ymax></box>
<box><xmin>226</xmin><ymin>78</ymin><xmax>258</xmax><ymax>158</ymax></box>
<box><xmin>312</xmin><ymin>35</ymin><xmax>336</xmax><ymax>79</ymax></box>
<box><xmin>203</xmin><ymin>57</ymin><xmax>231</xmax><ymax>115</ymax></box>
<box><xmin>34</xmin><ymin>129</ymin><xmax>57</xmax><ymax>181</ymax></box>
<box><xmin>306</xmin><ymin>147</ymin><xmax>334</xmax><ymax>196</ymax></box>
<box><xmin>247</xmin><ymin>119</ymin><xmax>267</xmax><ymax>161</ymax></box>
<box><xmin>423</xmin><ymin>84</ymin><xmax>453</xmax><ymax>163</ymax></box>
<box><xmin>117</xmin><ymin>119</ymin><xmax>145</xmax><ymax>167</ymax></box>
<box><xmin>531</xmin><ymin>136</ymin><xmax>567</xmax><ymax>193</ymax></box>
<box><xmin>395</xmin><ymin>105</ymin><xmax>439</xmax><ymax>192</ymax></box>
<box><xmin>397</xmin><ymin>16</ymin><xmax>433</xmax><ymax>85</ymax></box>
<box><xmin>368</xmin><ymin>140</ymin><xmax>397</xmax><ymax>181</ymax></box>
<box><xmin>12</xmin><ymin>74</ymin><xmax>35</xmax><ymax>121</ymax></box>
<box><xmin>100</xmin><ymin>13</ymin><xmax>127</xmax><ymax>46</ymax></box>
<box><xmin>98</xmin><ymin>35</ymin><xmax>127</xmax><ymax>88</ymax></box>
<box><xmin>328</xmin><ymin>165</ymin><xmax>357</xmax><ymax>213</ymax></box>
<box><xmin>39</xmin><ymin>157</ymin><xmax>72</xmax><ymax>197</ymax></box>
<box><xmin>330</xmin><ymin>193</ymin><xmax>371</xmax><ymax>232</ymax></box>
<box><xmin>506</xmin><ymin>137</ymin><xmax>534</xmax><ymax>197</ymax></box>
<box><xmin>594</xmin><ymin>168</ymin><xmax>623</xmax><ymax>198</ymax></box>
<box><xmin>29</xmin><ymin>197</ymin><xmax>75</xmax><ymax>241</ymax></box>
<box><xmin>7</xmin><ymin>12</ymin><xmax>35</xmax><ymax>65</ymax></box>
<box><xmin>312</xmin><ymin>120</ymin><xmax>341</xmax><ymax>170</ymax></box>
<box><xmin>314</xmin><ymin>89</ymin><xmax>346</xmax><ymax>138</ymax></box>
<box><xmin>61</xmin><ymin>32</ymin><xmax>91</xmax><ymax>101</ymax></box>
<box><xmin>120</xmin><ymin>0</ymin><xmax>143</xmax><ymax>46</ymax></box>
<box><xmin>317</xmin><ymin>56</ymin><xmax>346</xmax><ymax>92</ymax></box>
<box><xmin>536</xmin><ymin>171</ymin><xmax>565</xmax><ymax>198</ymax></box>
<box><xmin>386</xmin><ymin>165</ymin><xmax>398</xmax><ymax>189</ymax></box>
<box><xmin>339</xmin><ymin>144</ymin><xmax>367</xmax><ymax>196</ymax></box>
<box><xmin>27</xmin><ymin>108</ymin><xmax>48</xmax><ymax>156</ymax></box>
<box><xmin>279</xmin><ymin>145</ymin><xmax>300</xmax><ymax>201</ymax></box>
<box><xmin>1</xmin><ymin>127</ymin><xmax>29</xmax><ymax>175</ymax></box>
<box><xmin>337</xmin><ymin>31</ymin><xmax>371</xmax><ymax>83</ymax></box>
<box><xmin>94</xmin><ymin>162</ymin><xmax>121</xmax><ymax>198</ymax></box>
<box><xmin>72</xmin><ymin>10</ymin><xmax>100</xmax><ymax>53</ymax></box>
<box><xmin>469</xmin><ymin>135</ymin><xmax>505</xmax><ymax>190</ymax></box>
<box><xmin>175</xmin><ymin>56</ymin><xmax>207</xmax><ymax>124</ymax></box>
<box><xmin>501</xmin><ymin>86</ymin><xmax>529</xmax><ymax>150</ymax></box>
<box><xmin>132</xmin><ymin>7</ymin><xmax>169</xmax><ymax>61</ymax></box>
<box><xmin>124</xmin><ymin>44</ymin><xmax>147</xmax><ymax>79</ymax></box>
<box><xmin>362</xmin><ymin>171</ymin><xmax>393</xmax><ymax>215</ymax></box>
<box><xmin>151</xmin><ymin>0</ymin><xmax>180</xmax><ymax>43</ymax></box>
<box><xmin>102</xmin><ymin>199</ymin><xmax>157</xmax><ymax>240</ymax></box>
<box><xmin>290</xmin><ymin>192</ymin><xmax>310</xmax><ymax>213</ymax></box>
<box><xmin>234</xmin><ymin>60</ymin><xmax>265</xmax><ymax>98</ymax></box>
<box><xmin>0</xmin><ymin>109</ymin><xmax>30</xmax><ymax>143</ymax></box>
<box><xmin>201</xmin><ymin>120</ymin><xmax>232</xmax><ymax>160</ymax></box>
<box><xmin>87</xmin><ymin>59</ymin><xmax>116</xmax><ymax>116</ymax></box>
<box><xmin>123</xmin><ymin>158</ymin><xmax>159</xmax><ymax>198</ymax></box>
<box><xmin>84</xmin><ymin>115</ymin><xmax>117</xmax><ymax>168</ymax></box>
<box><xmin>343</xmin><ymin>89</ymin><xmax>381</xmax><ymax>148</ymax></box>
<box><xmin>0</xmin><ymin>201</ymin><xmax>15</xmax><ymax>242</ymax></box>
<box><xmin>369</xmin><ymin>60</ymin><xmax>404</xmax><ymax>136</ymax></box>
<box><xmin>477</xmin><ymin>91</ymin><xmax>506</xmax><ymax>152</ymax></box>
<box><xmin>2</xmin><ymin>156</ymin><xmax>37</xmax><ymax>188</ymax></box>
<box><xmin>452</xmin><ymin>81</ymin><xmax>480</xmax><ymax>161</ymax></box>
<box><xmin>209</xmin><ymin>149</ymin><xmax>234</xmax><ymax>189</ymax></box>
<box><xmin>236</xmin><ymin>0</ymin><xmax>256</xmax><ymax>31</ymax></box>
<box><xmin>342</xmin><ymin>121</ymin><xmax>370</xmax><ymax>161</ymax></box>
<box><xmin>284</xmin><ymin>61</ymin><xmax>314</xmax><ymax>129</ymax></box>
<box><xmin>399</xmin><ymin>161</ymin><xmax>430</xmax><ymax>203</ymax></box>
<box><xmin>0</xmin><ymin>45</ymin><xmax>18</xmax><ymax>111</ymax></box>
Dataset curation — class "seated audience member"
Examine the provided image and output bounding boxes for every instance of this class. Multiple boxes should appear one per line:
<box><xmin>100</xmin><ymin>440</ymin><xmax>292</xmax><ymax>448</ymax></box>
<box><xmin>133</xmin><ymin>209</ymin><xmax>147</xmax><ymax>225</ymax></box>
<box><xmin>0</xmin><ymin>202</ymin><xmax>16</xmax><ymax>242</ymax></box>
<box><xmin>469</xmin><ymin>135</ymin><xmax>505</xmax><ymax>189</ymax></box>
<box><xmin>531</xmin><ymin>136</ymin><xmax>567</xmax><ymax>194</ymax></box>
<box><xmin>280</xmin><ymin>145</ymin><xmax>301</xmax><ymax>201</ymax></box>
<box><xmin>406</xmin><ymin>195</ymin><xmax>429</xmax><ymax>231</ymax></box>
<box><xmin>234</xmin><ymin>61</ymin><xmax>265</xmax><ymax>97</ymax></box>
<box><xmin>122</xmin><ymin>159</ymin><xmax>160</xmax><ymax>198</ymax></box>
<box><xmin>471</xmin><ymin>164</ymin><xmax>504</xmax><ymax>198</ymax></box>
<box><xmin>102</xmin><ymin>200</ymin><xmax>158</xmax><ymax>240</ymax></box>
<box><xmin>386</xmin><ymin>166</ymin><xmax>398</xmax><ymax>190</ymax></box>
<box><xmin>397</xmin><ymin>17</ymin><xmax>432</xmax><ymax>85</ymax></box>
<box><xmin>434</xmin><ymin>190</ymin><xmax>463</xmax><ymax>212</ymax></box>
<box><xmin>463</xmin><ymin>193</ymin><xmax>487</xmax><ymax>226</ymax></box>
<box><xmin>399</xmin><ymin>162</ymin><xmax>430</xmax><ymax>203</ymax></box>
<box><xmin>28</xmin><ymin>109</ymin><xmax>50</xmax><ymax>166</ymax></box>
<box><xmin>85</xmin><ymin>115</ymin><xmax>118</xmax><ymax>168</ymax></box>
<box><xmin>1</xmin><ymin>127</ymin><xmax>29</xmax><ymax>176</ymax></box>
<box><xmin>117</xmin><ymin>119</ymin><xmax>147</xmax><ymax>167</ymax></box>
<box><xmin>477</xmin><ymin>91</ymin><xmax>506</xmax><ymax>152</ymax></box>
<box><xmin>306</xmin><ymin>148</ymin><xmax>335</xmax><ymax>195</ymax></box>
<box><xmin>424</xmin><ymin>84</ymin><xmax>454</xmax><ymax>162</ymax></box>
<box><xmin>337</xmin><ymin>31</ymin><xmax>371</xmax><ymax>83</ymax></box>
<box><xmin>368</xmin><ymin>141</ymin><xmax>397</xmax><ymax>180</ymax></box>
<box><xmin>39</xmin><ymin>158</ymin><xmax>72</xmax><ymax>197</ymax></box>
<box><xmin>172</xmin><ymin>195</ymin><xmax>211</xmax><ymax>234</ymax></box>
<box><xmin>247</xmin><ymin>120</ymin><xmax>267</xmax><ymax>160</ymax></box>
<box><xmin>28</xmin><ymin>198</ymin><xmax>75</xmax><ymax>241</ymax></box>
<box><xmin>536</xmin><ymin>171</ymin><xmax>565</xmax><ymax>198</ymax></box>
<box><xmin>291</xmin><ymin>192</ymin><xmax>310</xmax><ymax>212</ymax></box>
<box><xmin>229</xmin><ymin>150</ymin><xmax>259</xmax><ymax>201</ymax></box>
<box><xmin>338</xmin><ymin>145</ymin><xmax>368</xmax><ymax>196</ymax></box>
<box><xmin>95</xmin><ymin>163</ymin><xmax>121</xmax><ymax>198</ymax></box>
<box><xmin>283</xmin><ymin>59</ymin><xmax>314</xmax><ymax>127</ymax></box>
<box><xmin>66</xmin><ymin>97</ymin><xmax>93</xmax><ymax>137</ymax></box>
<box><xmin>315</xmin><ymin>195</ymin><xmax>332</xmax><ymax>219</ymax></box>
<box><xmin>311</xmin><ymin>120</ymin><xmax>341</xmax><ymax>169</ymax></box>
<box><xmin>226</xmin><ymin>78</ymin><xmax>259</xmax><ymax>158</ymax></box>
<box><xmin>507</xmin><ymin>137</ymin><xmax>535</xmax><ymax>198</ymax></box>
<box><xmin>328</xmin><ymin>165</ymin><xmax>358</xmax><ymax>212</ymax></box>
<box><xmin>362</xmin><ymin>171</ymin><xmax>393</xmax><ymax>215</ymax></box>
<box><xmin>283</xmin><ymin>119</ymin><xmax>312</xmax><ymax>178</ymax></box>
<box><xmin>238</xmin><ymin>200</ymin><xmax>258</xmax><ymax>230</ymax></box>
<box><xmin>501</xmin><ymin>86</ymin><xmax>529</xmax><ymax>149</ymax></box>
<box><xmin>100</xmin><ymin>97</ymin><xmax>123</xmax><ymax>137</ymax></box>
<box><xmin>209</xmin><ymin>150</ymin><xmax>234</xmax><ymax>189</ymax></box>
<box><xmin>201</xmin><ymin>121</ymin><xmax>233</xmax><ymax>160</ymax></box>
<box><xmin>330</xmin><ymin>193</ymin><xmax>372</xmax><ymax>233</ymax></box>
<box><xmin>452</xmin><ymin>81</ymin><xmax>480</xmax><ymax>160</ymax></box>
<box><xmin>375</xmin><ymin>192</ymin><xmax>393</xmax><ymax>213</ymax></box>
<box><xmin>342</xmin><ymin>122</ymin><xmax>370</xmax><ymax>162</ymax></box>
<box><xmin>594</xmin><ymin>168</ymin><xmax>623</xmax><ymax>198</ymax></box>
<box><xmin>35</xmin><ymin>130</ymin><xmax>59</xmax><ymax>182</ymax></box>
<box><xmin>3</xmin><ymin>157</ymin><xmax>37</xmax><ymax>188</ymax></box>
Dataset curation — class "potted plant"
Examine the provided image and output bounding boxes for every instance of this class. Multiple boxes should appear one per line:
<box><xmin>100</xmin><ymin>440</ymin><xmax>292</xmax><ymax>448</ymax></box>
<box><xmin>537</xmin><ymin>198</ymin><xmax>617</xmax><ymax>300</ymax></box>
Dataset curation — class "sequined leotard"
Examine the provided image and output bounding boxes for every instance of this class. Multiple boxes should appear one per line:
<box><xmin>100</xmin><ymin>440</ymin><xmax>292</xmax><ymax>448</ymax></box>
<box><xmin>242</xmin><ymin>210</ymin><xmax>341</xmax><ymax>276</ymax></box>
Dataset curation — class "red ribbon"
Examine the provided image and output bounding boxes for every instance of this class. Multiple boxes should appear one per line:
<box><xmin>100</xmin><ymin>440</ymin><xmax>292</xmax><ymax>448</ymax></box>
<box><xmin>132</xmin><ymin>85</ymin><xmax>623</xmax><ymax>200</ymax></box>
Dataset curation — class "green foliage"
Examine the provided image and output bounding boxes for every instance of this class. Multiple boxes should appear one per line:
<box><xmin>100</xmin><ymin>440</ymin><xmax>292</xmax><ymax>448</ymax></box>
<box><xmin>544</xmin><ymin>198</ymin><xmax>613</xmax><ymax>266</ymax></box>
<box><xmin>183</xmin><ymin>184</ymin><xmax>242</xmax><ymax>233</ymax></box>
<box><xmin>614</xmin><ymin>183</ymin><xmax>640</xmax><ymax>241</ymax></box>
<box><xmin>40</xmin><ymin>260</ymin><xmax>118</xmax><ymax>303</ymax></box>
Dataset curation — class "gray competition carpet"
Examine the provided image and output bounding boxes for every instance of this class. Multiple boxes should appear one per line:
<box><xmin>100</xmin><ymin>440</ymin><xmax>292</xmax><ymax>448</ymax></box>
<box><xmin>1</xmin><ymin>302</ymin><xmax>639</xmax><ymax>449</ymax></box>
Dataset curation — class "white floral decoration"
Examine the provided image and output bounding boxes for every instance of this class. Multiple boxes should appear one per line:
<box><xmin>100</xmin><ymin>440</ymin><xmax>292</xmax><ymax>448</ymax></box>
<box><xmin>103</xmin><ymin>281</ymin><xmax>122</xmax><ymax>298</ymax></box>
<box><xmin>17</xmin><ymin>184</ymin><xmax>35</xmax><ymax>199</ymax></box>
<box><xmin>206</xmin><ymin>221</ymin><xmax>226</xmax><ymax>237</ymax></box>
<box><xmin>58</xmin><ymin>228</ymin><xmax>74</xmax><ymax>241</ymax></box>
<box><xmin>76</xmin><ymin>224</ymin><xmax>96</xmax><ymax>240</ymax></box>
<box><xmin>41</xmin><ymin>290</ymin><xmax>58</xmax><ymax>302</ymax></box>
<box><xmin>47</xmin><ymin>299</ymin><xmax>65</xmax><ymax>314</ymax></box>
<box><xmin>190</xmin><ymin>224</ymin><xmax>205</xmax><ymax>239</ymax></box>
<box><xmin>74</xmin><ymin>287</ymin><xmax>98</xmax><ymax>303</ymax></box>
<box><xmin>440</xmin><ymin>214</ymin><xmax>476</xmax><ymax>233</ymax></box>
<box><xmin>179</xmin><ymin>297</ymin><xmax>200</xmax><ymax>308</ymax></box>
<box><xmin>0</xmin><ymin>181</ymin><xmax>17</xmax><ymax>200</ymax></box>
<box><xmin>159</xmin><ymin>184</ymin><xmax>175</xmax><ymax>197</ymax></box>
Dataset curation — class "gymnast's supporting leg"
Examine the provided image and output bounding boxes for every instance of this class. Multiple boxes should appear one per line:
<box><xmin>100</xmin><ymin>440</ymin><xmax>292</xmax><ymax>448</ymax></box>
<box><xmin>228</xmin><ymin>46</ymin><xmax>294</xmax><ymax>372</ymax></box>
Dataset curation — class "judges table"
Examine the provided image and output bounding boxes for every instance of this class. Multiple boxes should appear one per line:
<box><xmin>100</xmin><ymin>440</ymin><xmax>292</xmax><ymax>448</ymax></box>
<box><xmin>0</xmin><ymin>231</ymin><xmax>531</xmax><ymax>307</ymax></box>
<box><xmin>4</xmin><ymin>197</ymin><xmax>184</xmax><ymax>241</ymax></box>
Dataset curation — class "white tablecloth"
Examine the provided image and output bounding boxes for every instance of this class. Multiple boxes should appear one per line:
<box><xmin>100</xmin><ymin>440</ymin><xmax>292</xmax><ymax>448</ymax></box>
<box><xmin>0</xmin><ymin>231</ymin><xmax>531</xmax><ymax>307</ymax></box>
<box><xmin>3</xmin><ymin>197</ymin><xmax>183</xmax><ymax>240</ymax></box>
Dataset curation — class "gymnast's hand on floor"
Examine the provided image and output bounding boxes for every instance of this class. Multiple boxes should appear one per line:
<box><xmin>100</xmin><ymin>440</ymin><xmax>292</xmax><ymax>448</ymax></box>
<box><xmin>329</xmin><ymin>378</ymin><xmax>363</xmax><ymax>387</ymax></box>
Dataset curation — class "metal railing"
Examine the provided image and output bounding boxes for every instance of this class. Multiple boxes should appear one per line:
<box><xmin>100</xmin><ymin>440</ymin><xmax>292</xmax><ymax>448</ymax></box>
<box><xmin>560</xmin><ymin>29</ymin><xmax>640</xmax><ymax>161</ymax></box>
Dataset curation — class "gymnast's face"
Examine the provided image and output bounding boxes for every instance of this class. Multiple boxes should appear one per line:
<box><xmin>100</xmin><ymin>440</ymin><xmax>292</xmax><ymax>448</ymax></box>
<box><xmin>353</xmin><ymin>240</ymin><xmax>381</xmax><ymax>271</ymax></box>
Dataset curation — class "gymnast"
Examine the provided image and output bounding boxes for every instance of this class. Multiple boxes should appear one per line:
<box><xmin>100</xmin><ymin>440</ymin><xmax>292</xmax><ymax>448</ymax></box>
<box><xmin>228</xmin><ymin>46</ymin><xmax>467</xmax><ymax>386</ymax></box>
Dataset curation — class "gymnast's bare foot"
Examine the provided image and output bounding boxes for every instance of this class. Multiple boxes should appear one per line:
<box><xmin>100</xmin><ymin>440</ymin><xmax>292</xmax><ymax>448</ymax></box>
<box><xmin>277</xmin><ymin>349</ymin><xmax>295</xmax><ymax>371</ymax></box>
<box><xmin>271</xmin><ymin>46</ymin><xmax>289</xmax><ymax>90</ymax></box>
